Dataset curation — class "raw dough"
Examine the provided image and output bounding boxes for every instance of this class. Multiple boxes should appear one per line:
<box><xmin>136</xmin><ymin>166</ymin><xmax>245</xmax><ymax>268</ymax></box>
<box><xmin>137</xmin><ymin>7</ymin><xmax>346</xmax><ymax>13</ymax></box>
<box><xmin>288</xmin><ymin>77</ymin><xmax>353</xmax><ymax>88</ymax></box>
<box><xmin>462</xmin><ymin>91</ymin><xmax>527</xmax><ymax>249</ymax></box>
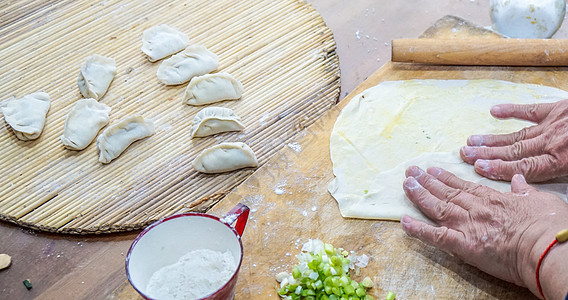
<box><xmin>190</xmin><ymin>106</ymin><xmax>245</xmax><ymax>138</ymax></box>
<box><xmin>141</xmin><ymin>24</ymin><xmax>190</xmax><ymax>62</ymax></box>
<box><xmin>156</xmin><ymin>45</ymin><xmax>219</xmax><ymax>85</ymax></box>
<box><xmin>328</xmin><ymin>80</ymin><xmax>568</xmax><ymax>221</ymax></box>
<box><xmin>61</xmin><ymin>98</ymin><xmax>111</xmax><ymax>150</ymax></box>
<box><xmin>193</xmin><ymin>142</ymin><xmax>258</xmax><ymax>173</ymax></box>
<box><xmin>183</xmin><ymin>73</ymin><xmax>243</xmax><ymax>106</ymax></box>
<box><xmin>77</xmin><ymin>54</ymin><xmax>117</xmax><ymax>100</ymax></box>
<box><xmin>1</xmin><ymin>92</ymin><xmax>50</xmax><ymax>141</ymax></box>
<box><xmin>335</xmin><ymin>151</ymin><xmax>568</xmax><ymax>222</ymax></box>
<box><xmin>0</xmin><ymin>253</ymin><xmax>11</xmax><ymax>270</ymax></box>
<box><xmin>96</xmin><ymin>115</ymin><xmax>155</xmax><ymax>164</ymax></box>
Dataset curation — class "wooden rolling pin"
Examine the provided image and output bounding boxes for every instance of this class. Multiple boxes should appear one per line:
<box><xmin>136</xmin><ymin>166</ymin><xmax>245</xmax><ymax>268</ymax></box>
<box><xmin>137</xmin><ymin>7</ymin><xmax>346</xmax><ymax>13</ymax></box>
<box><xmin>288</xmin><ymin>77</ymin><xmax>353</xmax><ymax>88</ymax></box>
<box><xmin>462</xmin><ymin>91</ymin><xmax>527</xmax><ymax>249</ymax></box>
<box><xmin>392</xmin><ymin>38</ymin><xmax>568</xmax><ymax>66</ymax></box>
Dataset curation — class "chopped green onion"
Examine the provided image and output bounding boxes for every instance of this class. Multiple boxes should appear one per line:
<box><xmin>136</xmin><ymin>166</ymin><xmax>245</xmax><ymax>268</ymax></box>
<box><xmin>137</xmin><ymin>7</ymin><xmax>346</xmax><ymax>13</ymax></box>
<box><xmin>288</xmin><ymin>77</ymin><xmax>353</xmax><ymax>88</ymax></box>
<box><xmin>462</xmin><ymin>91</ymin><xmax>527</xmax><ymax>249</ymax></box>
<box><xmin>276</xmin><ymin>239</ymin><xmax>376</xmax><ymax>299</ymax></box>
<box><xmin>385</xmin><ymin>291</ymin><xmax>396</xmax><ymax>300</ymax></box>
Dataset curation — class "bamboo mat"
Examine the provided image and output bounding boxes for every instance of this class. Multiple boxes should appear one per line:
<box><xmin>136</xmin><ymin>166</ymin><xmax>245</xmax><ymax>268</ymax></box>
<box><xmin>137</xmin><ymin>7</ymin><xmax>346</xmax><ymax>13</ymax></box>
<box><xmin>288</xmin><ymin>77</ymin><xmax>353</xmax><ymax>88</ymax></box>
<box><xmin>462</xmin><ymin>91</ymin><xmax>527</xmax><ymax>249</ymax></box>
<box><xmin>0</xmin><ymin>0</ymin><xmax>340</xmax><ymax>233</ymax></box>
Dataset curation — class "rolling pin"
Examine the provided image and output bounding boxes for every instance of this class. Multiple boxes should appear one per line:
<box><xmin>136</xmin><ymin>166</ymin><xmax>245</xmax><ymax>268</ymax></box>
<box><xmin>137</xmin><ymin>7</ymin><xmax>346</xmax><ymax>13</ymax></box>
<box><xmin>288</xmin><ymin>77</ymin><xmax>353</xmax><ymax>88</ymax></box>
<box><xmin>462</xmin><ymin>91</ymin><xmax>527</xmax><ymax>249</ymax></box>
<box><xmin>391</xmin><ymin>38</ymin><xmax>568</xmax><ymax>66</ymax></box>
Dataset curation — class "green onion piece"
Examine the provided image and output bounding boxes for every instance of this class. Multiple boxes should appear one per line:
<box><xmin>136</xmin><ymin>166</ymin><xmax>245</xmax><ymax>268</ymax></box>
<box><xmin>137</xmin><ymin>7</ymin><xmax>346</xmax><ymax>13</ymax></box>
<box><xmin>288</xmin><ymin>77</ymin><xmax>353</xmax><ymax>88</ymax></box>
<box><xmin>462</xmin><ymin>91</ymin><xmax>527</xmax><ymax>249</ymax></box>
<box><xmin>385</xmin><ymin>291</ymin><xmax>396</xmax><ymax>300</ymax></box>
<box><xmin>23</xmin><ymin>279</ymin><xmax>32</xmax><ymax>290</ymax></box>
<box><xmin>361</xmin><ymin>277</ymin><xmax>374</xmax><ymax>288</ymax></box>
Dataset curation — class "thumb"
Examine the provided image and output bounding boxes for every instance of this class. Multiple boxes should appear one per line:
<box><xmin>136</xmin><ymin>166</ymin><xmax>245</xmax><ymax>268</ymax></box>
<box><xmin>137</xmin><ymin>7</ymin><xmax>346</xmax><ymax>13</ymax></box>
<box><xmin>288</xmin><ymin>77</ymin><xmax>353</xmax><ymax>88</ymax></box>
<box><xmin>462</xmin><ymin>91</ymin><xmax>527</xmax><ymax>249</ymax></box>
<box><xmin>491</xmin><ymin>103</ymin><xmax>555</xmax><ymax>123</ymax></box>
<box><xmin>510</xmin><ymin>174</ymin><xmax>538</xmax><ymax>195</ymax></box>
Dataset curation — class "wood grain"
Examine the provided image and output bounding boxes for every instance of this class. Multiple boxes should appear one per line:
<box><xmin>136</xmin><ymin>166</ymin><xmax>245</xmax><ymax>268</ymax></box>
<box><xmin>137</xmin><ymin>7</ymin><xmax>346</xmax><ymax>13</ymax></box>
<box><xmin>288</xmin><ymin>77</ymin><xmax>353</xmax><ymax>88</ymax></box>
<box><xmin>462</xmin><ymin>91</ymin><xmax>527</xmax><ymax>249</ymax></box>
<box><xmin>110</xmin><ymin>15</ymin><xmax>553</xmax><ymax>300</ymax></box>
<box><xmin>0</xmin><ymin>0</ymin><xmax>339</xmax><ymax>234</ymax></box>
<box><xmin>392</xmin><ymin>38</ymin><xmax>568</xmax><ymax>66</ymax></box>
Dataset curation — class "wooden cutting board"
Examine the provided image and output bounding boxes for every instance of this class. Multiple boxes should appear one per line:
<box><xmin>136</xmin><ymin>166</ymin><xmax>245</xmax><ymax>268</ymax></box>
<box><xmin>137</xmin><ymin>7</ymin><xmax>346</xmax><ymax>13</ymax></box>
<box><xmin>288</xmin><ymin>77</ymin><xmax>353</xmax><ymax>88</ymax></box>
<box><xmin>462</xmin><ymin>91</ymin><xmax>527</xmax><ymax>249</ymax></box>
<box><xmin>111</xmin><ymin>15</ymin><xmax>551</xmax><ymax>299</ymax></box>
<box><xmin>0</xmin><ymin>0</ymin><xmax>339</xmax><ymax>234</ymax></box>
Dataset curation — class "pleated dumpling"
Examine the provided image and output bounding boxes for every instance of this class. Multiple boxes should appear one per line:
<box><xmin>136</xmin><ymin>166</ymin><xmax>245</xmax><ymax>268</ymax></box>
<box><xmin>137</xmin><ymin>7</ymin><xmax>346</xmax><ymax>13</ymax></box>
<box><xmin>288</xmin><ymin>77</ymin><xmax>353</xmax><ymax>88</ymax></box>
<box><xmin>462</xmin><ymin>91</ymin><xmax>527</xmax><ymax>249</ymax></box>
<box><xmin>192</xmin><ymin>142</ymin><xmax>258</xmax><ymax>173</ymax></box>
<box><xmin>1</xmin><ymin>92</ymin><xmax>50</xmax><ymax>141</ymax></box>
<box><xmin>77</xmin><ymin>54</ymin><xmax>117</xmax><ymax>100</ymax></box>
<box><xmin>96</xmin><ymin>115</ymin><xmax>155</xmax><ymax>164</ymax></box>
<box><xmin>61</xmin><ymin>98</ymin><xmax>111</xmax><ymax>150</ymax></box>
<box><xmin>156</xmin><ymin>45</ymin><xmax>219</xmax><ymax>85</ymax></box>
<box><xmin>190</xmin><ymin>107</ymin><xmax>244</xmax><ymax>138</ymax></box>
<box><xmin>141</xmin><ymin>24</ymin><xmax>189</xmax><ymax>62</ymax></box>
<box><xmin>183</xmin><ymin>73</ymin><xmax>243</xmax><ymax>106</ymax></box>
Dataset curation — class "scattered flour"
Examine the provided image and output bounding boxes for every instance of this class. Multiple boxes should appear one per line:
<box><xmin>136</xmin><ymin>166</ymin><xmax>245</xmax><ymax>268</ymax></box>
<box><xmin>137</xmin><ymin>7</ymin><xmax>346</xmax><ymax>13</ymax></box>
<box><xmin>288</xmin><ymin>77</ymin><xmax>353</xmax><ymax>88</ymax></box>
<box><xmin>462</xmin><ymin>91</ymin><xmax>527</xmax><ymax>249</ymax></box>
<box><xmin>274</xmin><ymin>181</ymin><xmax>287</xmax><ymax>195</ymax></box>
<box><xmin>287</xmin><ymin>142</ymin><xmax>302</xmax><ymax>153</ymax></box>
<box><xmin>146</xmin><ymin>249</ymin><xmax>237</xmax><ymax>300</ymax></box>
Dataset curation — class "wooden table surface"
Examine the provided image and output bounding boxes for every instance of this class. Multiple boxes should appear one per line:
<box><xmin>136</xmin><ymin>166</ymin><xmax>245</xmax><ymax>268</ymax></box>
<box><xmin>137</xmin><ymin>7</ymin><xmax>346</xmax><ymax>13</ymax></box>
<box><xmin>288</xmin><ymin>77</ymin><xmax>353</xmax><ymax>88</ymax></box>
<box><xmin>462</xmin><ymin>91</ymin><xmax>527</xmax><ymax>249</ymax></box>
<box><xmin>2</xmin><ymin>1</ymin><xmax>568</xmax><ymax>299</ymax></box>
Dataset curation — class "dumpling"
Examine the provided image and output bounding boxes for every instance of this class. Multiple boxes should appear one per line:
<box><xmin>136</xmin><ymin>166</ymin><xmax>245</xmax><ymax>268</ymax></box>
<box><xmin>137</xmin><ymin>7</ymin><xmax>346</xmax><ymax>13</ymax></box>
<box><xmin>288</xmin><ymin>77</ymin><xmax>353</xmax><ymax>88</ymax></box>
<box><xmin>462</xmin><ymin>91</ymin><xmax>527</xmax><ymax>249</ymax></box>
<box><xmin>1</xmin><ymin>92</ymin><xmax>50</xmax><ymax>141</ymax></box>
<box><xmin>77</xmin><ymin>54</ymin><xmax>117</xmax><ymax>100</ymax></box>
<box><xmin>183</xmin><ymin>73</ymin><xmax>244</xmax><ymax>106</ymax></box>
<box><xmin>141</xmin><ymin>24</ymin><xmax>190</xmax><ymax>62</ymax></box>
<box><xmin>193</xmin><ymin>142</ymin><xmax>258</xmax><ymax>173</ymax></box>
<box><xmin>190</xmin><ymin>106</ymin><xmax>245</xmax><ymax>138</ymax></box>
<box><xmin>61</xmin><ymin>98</ymin><xmax>111</xmax><ymax>150</ymax></box>
<box><xmin>96</xmin><ymin>115</ymin><xmax>155</xmax><ymax>164</ymax></box>
<box><xmin>156</xmin><ymin>45</ymin><xmax>219</xmax><ymax>85</ymax></box>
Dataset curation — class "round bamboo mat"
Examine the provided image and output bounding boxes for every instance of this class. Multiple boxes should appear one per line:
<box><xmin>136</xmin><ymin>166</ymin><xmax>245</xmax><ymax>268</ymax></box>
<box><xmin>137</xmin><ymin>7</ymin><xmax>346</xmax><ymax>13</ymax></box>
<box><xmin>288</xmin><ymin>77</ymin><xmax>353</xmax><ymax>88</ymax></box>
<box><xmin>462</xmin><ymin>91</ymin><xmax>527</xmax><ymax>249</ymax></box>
<box><xmin>0</xmin><ymin>0</ymin><xmax>339</xmax><ymax>234</ymax></box>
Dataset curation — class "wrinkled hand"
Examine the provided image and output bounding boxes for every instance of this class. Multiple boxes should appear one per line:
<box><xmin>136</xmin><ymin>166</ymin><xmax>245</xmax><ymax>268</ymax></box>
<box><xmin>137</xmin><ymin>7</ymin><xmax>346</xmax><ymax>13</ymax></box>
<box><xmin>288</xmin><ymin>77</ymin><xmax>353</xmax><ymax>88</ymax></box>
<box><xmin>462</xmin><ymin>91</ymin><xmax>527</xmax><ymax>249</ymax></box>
<box><xmin>460</xmin><ymin>100</ymin><xmax>568</xmax><ymax>182</ymax></box>
<box><xmin>400</xmin><ymin>166</ymin><xmax>568</xmax><ymax>296</ymax></box>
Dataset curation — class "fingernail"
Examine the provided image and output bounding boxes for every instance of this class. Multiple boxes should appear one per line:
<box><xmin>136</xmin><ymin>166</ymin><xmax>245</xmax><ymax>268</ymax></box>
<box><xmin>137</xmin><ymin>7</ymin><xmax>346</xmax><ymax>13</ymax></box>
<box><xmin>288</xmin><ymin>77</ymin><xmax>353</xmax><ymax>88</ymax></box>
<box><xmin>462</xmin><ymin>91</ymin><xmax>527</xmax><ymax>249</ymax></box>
<box><xmin>491</xmin><ymin>105</ymin><xmax>502</xmax><ymax>115</ymax></box>
<box><xmin>401</xmin><ymin>215</ymin><xmax>411</xmax><ymax>229</ymax></box>
<box><xmin>407</xmin><ymin>166</ymin><xmax>425</xmax><ymax>178</ymax></box>
<box><xmin>468</xmin><ymin>135</ymin><xmax>484</xmax><ymax>146</ymax></box>
<box><xmin>513</xmin><ymin>174</ymin><xmax>526</xmax><ymax>184</ymax></box>
<box><xmin>428</xmin><ymin>167</ymin><xmax>443</xmax><ymax>177</ymax></box>
<box><xmin>461</xmin><ymin>146</ymin><xmax>476</xmax><ymax>158</ymax></box>
<box><xmin>404</xmin><ymin>177</ymin><xmax>421</xmax><ymax>190</ymax></box>
<box><xmin>475</xmin><ymin>159</ymin><xmax>490</xmax><ymax>172</ymax></box>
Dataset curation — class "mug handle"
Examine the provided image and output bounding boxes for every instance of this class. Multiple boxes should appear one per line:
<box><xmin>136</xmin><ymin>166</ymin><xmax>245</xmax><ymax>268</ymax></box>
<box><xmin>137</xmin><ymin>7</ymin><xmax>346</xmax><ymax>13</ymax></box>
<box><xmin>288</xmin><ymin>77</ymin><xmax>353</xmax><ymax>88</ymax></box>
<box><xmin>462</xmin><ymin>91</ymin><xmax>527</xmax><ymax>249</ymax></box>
<box><xmin>221</xmin><ymin>203</ymin><xmax>250</xmax><ymax>237</ymax></box>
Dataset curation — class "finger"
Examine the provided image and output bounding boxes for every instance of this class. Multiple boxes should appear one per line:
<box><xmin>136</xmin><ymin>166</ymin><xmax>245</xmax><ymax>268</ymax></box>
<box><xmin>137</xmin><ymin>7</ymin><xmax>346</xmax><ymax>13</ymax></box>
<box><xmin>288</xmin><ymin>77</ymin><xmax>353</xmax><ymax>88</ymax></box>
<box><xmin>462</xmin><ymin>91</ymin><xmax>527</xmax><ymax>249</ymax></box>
<box><xmin>474</xmin><ymin>155</ymin><xmax>559</xmax><ymax>182</ymax></box>
<box><xmin>401</xmin><ymin>215</ymin><xmax>465</xmax><ymax>256</ymax></box>
<box><xmin>510</xmin><ymin>174</ymin><xmax>538</xmax><ymax>195</ymax></box>
<box><xmin>461</xmin><ymin>135</ymin><xmax>547</xmax><ymax>164</ymax></box>
<box><xmin>407</xmin><ymin>166</ymin><xmax>473</xmax><ymax>210</ymax></box>
<box><xmin>403</xmin><ymin>177</ymin><xmax>467</xmax><ymax>224</ymax></box>
<box><xmin>427</xmin><ymin>167</ymin><xmax>496</xmax><ymax>199</ymax></box>
<box><xmin>490</xmin><ymin>103</ymin><xmax>556</xmax><ymax>123</ymax></box>
<box><xmin>466</xmin><ymin>125</ymin><xmax>542</xmax><ymax>147</ymax></box>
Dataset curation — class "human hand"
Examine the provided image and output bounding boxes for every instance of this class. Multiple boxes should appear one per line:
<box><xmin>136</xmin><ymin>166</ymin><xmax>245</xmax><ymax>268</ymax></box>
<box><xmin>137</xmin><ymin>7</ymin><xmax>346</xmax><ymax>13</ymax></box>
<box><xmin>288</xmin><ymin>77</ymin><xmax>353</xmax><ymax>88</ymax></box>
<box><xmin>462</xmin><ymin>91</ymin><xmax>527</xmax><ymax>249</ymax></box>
<box><xmin>460</xmin><ymin>100</ymin><xmax>568</xmax><ymax>182</ymax></box>
<box><xmin>400</xmin><ymin>166</ymin><xmax>568</xmax><ymax>298</ymax></box>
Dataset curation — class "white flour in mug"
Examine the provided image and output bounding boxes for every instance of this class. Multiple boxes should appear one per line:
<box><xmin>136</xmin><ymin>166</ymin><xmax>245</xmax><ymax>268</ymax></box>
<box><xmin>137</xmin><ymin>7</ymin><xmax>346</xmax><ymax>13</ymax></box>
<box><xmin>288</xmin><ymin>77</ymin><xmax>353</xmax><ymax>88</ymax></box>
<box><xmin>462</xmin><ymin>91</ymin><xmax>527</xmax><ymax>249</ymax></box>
<box><xmin>145</xmin><ymin>249</ymin><xmax>237</xmax><ymax>300</ymax></box>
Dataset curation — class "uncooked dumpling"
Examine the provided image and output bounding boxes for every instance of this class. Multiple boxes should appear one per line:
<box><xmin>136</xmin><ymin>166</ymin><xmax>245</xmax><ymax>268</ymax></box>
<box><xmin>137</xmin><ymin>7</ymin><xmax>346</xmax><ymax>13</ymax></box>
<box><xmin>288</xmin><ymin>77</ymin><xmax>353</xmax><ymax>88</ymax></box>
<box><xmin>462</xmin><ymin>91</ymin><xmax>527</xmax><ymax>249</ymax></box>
<box><xmin>328</xmin><ymin>80</ymin><xmax>568</xmax><ymax>221</ymax></box>
<box><xmin>1</xmin><ymin>92</ymin><xmax>50</xmax><ymax>141</ymax></box>
<box><xmin>190</xmin><ymin>106</ymin><xmax>245</xmax><ymax>138</ymax></box>
<box><xmin>141</xmin><ymin>24</ymin><xmax>190</xmax><ymax>62</ymax></box>
<box><xmin>156</xmin><ymin>45</ymin><xmax>219</xmax><ymax>85</ymax></box>
<box><xmin>61</xmin><ymin>98</ymin><xmax>111</xmax><ymax>150</ymax></box>
<box><xmin>193</xmin><ymin>142</ymin><xmax>258</xmax><ymax>173</ymax></box>
<box><xmin>97</xmin><ymin>115</ymin><xmax>155</xmax><ymax>164</ymax></box>
<box><xmin>77</xmin><ymin>54</ymin><xmax>117</xmax><ymax>100</ymax></box>
<box><xmin>184</xmin><ymin>73</ymin><xmax>243</xmax><ymax>106</ymax></box>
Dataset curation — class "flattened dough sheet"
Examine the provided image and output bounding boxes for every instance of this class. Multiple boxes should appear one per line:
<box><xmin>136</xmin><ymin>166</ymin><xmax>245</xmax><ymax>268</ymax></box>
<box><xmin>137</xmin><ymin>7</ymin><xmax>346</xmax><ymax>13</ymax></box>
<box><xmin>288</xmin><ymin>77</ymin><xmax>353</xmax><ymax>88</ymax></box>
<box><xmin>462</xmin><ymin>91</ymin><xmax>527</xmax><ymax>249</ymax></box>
<box><xmin>328</xmin><ymin>80</ymin><xmax>568</xmax><ymax>222</ymax></box>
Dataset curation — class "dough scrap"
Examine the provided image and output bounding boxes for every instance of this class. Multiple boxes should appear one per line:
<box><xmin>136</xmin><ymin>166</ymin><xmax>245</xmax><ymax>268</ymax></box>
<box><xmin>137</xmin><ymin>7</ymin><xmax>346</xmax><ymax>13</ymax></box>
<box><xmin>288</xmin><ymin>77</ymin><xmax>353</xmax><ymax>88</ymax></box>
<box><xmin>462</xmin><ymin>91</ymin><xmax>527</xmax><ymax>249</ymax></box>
<box><xmin>141</xmin><ymin>24</ymin><xmax>190</xmax><ymax>62</ymax></box>
<box><xmin>0</xmin><ymin>253</ymin><xmax>11</xmax><ymax>270</ymax></box>
<box><xmin>328</xmin><ymin>80</ymin><xmax>568</xmax><ymax>221</ymax></box>
<box><xmin>77</xmin><ymin>54</ymin><xmax>117</xmax><ymax>100</ymax></box>
<box><xmin>183</xmin><ymin>73</ymin><xmax>243</xmax><ymax>106</ymax></box>
<box><xmin>156</xmin><ymin>45</ymin><xmax>219</xmax><ymax>85</ymax></box>
<box><xmin>61</xmin><ymin>98</ymin><xmax>111</xmax><ymax>150</ymax></box>
<box><xmin>190</xmin><ymin>106</ymin><xmax>245</xmax><ymax>138</ymax></box>
<box><xmin>1</xmin><ymin>92</ymin><xmax>50</xmax><ymax>141</ymax></box>
<box><xmin>193</xmin><ymin>142</ymin><xmax>258</xmax><ymax>173</ymax></box>
<box><xmin>96</xmin><ymin>115</ymin><xmax>155</xmax><ymax>164</ymax></box>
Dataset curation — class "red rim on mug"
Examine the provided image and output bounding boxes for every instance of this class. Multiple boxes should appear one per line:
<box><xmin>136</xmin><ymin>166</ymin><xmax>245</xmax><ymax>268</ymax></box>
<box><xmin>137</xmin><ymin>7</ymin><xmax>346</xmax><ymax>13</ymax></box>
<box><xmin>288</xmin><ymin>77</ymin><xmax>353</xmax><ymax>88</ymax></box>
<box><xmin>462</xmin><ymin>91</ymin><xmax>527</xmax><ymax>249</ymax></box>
<box><xmin>125</xmin><ymin>203</ymin><xmax>249</xmax><ymax>300</ymax></box>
